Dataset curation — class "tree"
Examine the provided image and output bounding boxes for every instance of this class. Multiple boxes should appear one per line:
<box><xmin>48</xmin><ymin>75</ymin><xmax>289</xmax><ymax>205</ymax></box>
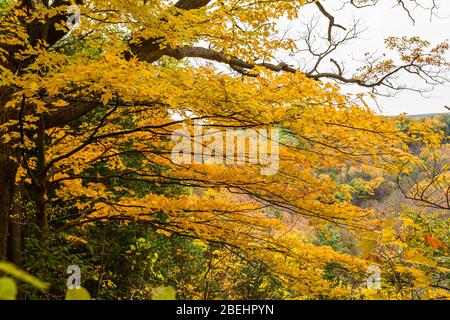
<box><xmin>397</xmin><ymin>115</ymin><xmax>450</xmax><ymax>211</ymax></box>
<box><xmin>360</xmin><ymin>209</ymin><xmax>450</xmax><ymax>299</ymax></box>
<box><xmin>0</xmin><ymin>0</ymin><xmax>449</xmax><ymax>298</ymax></box>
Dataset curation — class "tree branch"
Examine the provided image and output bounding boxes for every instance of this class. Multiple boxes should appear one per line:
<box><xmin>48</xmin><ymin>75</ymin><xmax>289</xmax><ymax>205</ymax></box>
<box><xmin>43</xmin><ymin>100</ymin><xmax>99</xmax><ymax>129</ymax></box>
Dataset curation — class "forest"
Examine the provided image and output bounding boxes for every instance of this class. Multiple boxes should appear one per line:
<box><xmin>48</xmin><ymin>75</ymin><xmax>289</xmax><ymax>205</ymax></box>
<box><xmin>0</xmin><ymin>0</ymin><xmax>449</xmax><ymax>301</ymax></box>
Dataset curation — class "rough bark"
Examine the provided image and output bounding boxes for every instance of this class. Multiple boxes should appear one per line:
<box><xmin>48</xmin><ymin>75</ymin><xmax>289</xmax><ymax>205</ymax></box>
<box><xmin>0</xmin><ymin>157</ymin><xmax>18</xmax><ymax>260</ymax></box>
<box><xmin>35</xmin><ymin>115</ymin><xmax>49</xmax><ymax>239</ymax></box>
<box><xmin>0</xmin><ymin>87</ymin><xmax>19</xmax><ymax>260</ymax></box>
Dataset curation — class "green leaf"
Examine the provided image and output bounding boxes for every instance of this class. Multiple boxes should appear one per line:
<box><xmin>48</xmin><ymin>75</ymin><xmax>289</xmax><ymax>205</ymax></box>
<box><xmin>151</xmin><ymin>286</ymin><xmax>176</xmax><ymax>300</ymax></box>
<box><xmin>65</xmin><ymin>287</ymin><xmax>92</xmax><ymax>300</ymax></box>
<box><xmin>0</xmin><ymin>261</ymin><xmax>49</xmax><ymax>291</ymax></box>
<box><xmin>0</xmin><ymin>277</ymin><xmax>17</xmax><ymax>300</ymax></box>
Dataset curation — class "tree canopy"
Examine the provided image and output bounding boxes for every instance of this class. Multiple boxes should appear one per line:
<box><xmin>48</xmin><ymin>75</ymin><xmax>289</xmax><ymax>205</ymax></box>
<box><xmin>0</xmin><ymin>0</ymin><xmax>449</xmax><ymax>300</ymax></box>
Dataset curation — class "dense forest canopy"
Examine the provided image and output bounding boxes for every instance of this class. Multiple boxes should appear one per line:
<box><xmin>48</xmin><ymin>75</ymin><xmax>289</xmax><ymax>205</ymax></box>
<box><xmin>0</xmin><ymin>0</ymin><xmax>449</xmax><ymax>300</ymax></box>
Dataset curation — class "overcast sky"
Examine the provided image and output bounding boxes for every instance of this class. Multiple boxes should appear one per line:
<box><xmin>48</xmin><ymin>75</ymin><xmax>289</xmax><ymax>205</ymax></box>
<box><xmin>296</xmin><ymin>0</ymin><xmax>450</xmax><ymax>116</ymax></box>
<box><xmin>188</xmin><ymin>1</ymin><xmax>450</xmax><ymax>115</ymax></box>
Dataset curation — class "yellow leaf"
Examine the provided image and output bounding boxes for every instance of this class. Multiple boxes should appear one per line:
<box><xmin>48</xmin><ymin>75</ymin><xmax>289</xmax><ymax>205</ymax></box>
<box><xmin>52</xmin><ymin>99</ymin><xmax>69</xmax><ymax>107</ymax></box>
<box><xmin>65</xmin><ymin>287</ymin><xmax>92</xmax><ymax>300</ymax></box>
<box><xmin>151</xmin><ymin>286</ymin><xmax>176</xmax><ymax>300</ymax></box>
<box><xmin>0</xmin><ymin>277</ymin><xmax>17</xmax><ymax>300</ymax></box>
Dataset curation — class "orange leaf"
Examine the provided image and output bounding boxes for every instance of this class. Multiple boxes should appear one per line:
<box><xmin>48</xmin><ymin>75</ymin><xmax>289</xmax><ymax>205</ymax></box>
<box><xmin>424</xmin><ymin>233</ymin><xmax>447</xmax><ymax>250</ymax></box>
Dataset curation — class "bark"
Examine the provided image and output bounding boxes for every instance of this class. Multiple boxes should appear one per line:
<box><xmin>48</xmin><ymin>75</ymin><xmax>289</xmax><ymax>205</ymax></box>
<box><xmin>8</xmin><ymin>186</ymin><xmax>25</xmax><ymax>299</ymax></box>
<box><xmin>35</xmin><ymin>115</ymin><xmax>49</xmax><ymax>240</ymax></box>
<box><xmin>0</xmin><ymin>87</ymin><xmax>19</xmax><ymax>259</ymax></box>
<box><xmin>43</xmin><ymin>100</ymin><xmax>99</xmax><ymax>129</ymax></box>
<box><xmin>8</xmin><ymin>217</ymin><xmax>24</xmax><ymax>299</ymax></box>
<box><xmin>0</xmin><ymin>157</ymin><xmax>17</xmax><ymax>260</ymax></box>
<box><xmin>174</xmin><ymin>0</ymin><xmax>212</xmax><ymax>10</ymax></box>
<box><xmin>36</xmin><ymin>195</ymin><xmax>48</xmax><ymax>240</ymax></box>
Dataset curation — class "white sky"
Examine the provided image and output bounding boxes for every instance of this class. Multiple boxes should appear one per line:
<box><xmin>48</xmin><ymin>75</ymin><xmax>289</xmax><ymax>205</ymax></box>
<box><xmin>294</xmin><ymin>0</ymin><xmax>450</xmax><ymax>116</ymax></box>
<box><xmin>188</xmin><ymin>0</ymin><xmax>450</xmax><ymax>115</ymax></box>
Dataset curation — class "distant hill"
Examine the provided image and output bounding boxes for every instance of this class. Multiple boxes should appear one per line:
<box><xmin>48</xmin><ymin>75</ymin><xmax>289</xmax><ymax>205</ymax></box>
<box><xmin>403</xmin><ymin>112</ymin><xmax>450</xmax><ymax>119</ymax></box>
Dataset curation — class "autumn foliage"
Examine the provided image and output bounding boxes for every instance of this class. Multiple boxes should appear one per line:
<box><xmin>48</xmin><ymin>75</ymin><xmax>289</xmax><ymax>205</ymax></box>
<box><xmin>0</xmin><ymin>0</ymin><xmax>449</xmax><ymax>300</ymax></box>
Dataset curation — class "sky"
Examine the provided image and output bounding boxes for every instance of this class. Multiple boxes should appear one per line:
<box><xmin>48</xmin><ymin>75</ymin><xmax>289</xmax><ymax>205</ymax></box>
<box><xmin>295</xmin><ymin>0</ymin><xmax>450</xmax><ymax>116</ymax></box>
<box><xmin>186</xmin><ymin>0</ymin><xmax>450</xmax><ymax>116</ymax></box>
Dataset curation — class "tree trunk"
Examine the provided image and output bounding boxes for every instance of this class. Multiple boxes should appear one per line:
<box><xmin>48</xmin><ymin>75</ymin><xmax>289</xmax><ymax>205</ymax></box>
<box><xmin>8</xmin><ymin>192</ymin><xmax>23</xmax><ymax>266</ymax></box>
<box><xmin>35</xmin><ymin>115</ymin><xmax>49</xmax><ymax>240</ymax></box>
<box><xmin>0</xmin><ymin>86</ymin><xmax>18</xmax><ymax>260</ymax></box>
<box><xmin>0</xmin><ymin>156</ymin><xmax>18</xmax><ymax>260</ymax></box>
<box><xmin>8</xmin><ymin>218</ymin><xmax>22</xmax><ymax>265</ymax></box>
